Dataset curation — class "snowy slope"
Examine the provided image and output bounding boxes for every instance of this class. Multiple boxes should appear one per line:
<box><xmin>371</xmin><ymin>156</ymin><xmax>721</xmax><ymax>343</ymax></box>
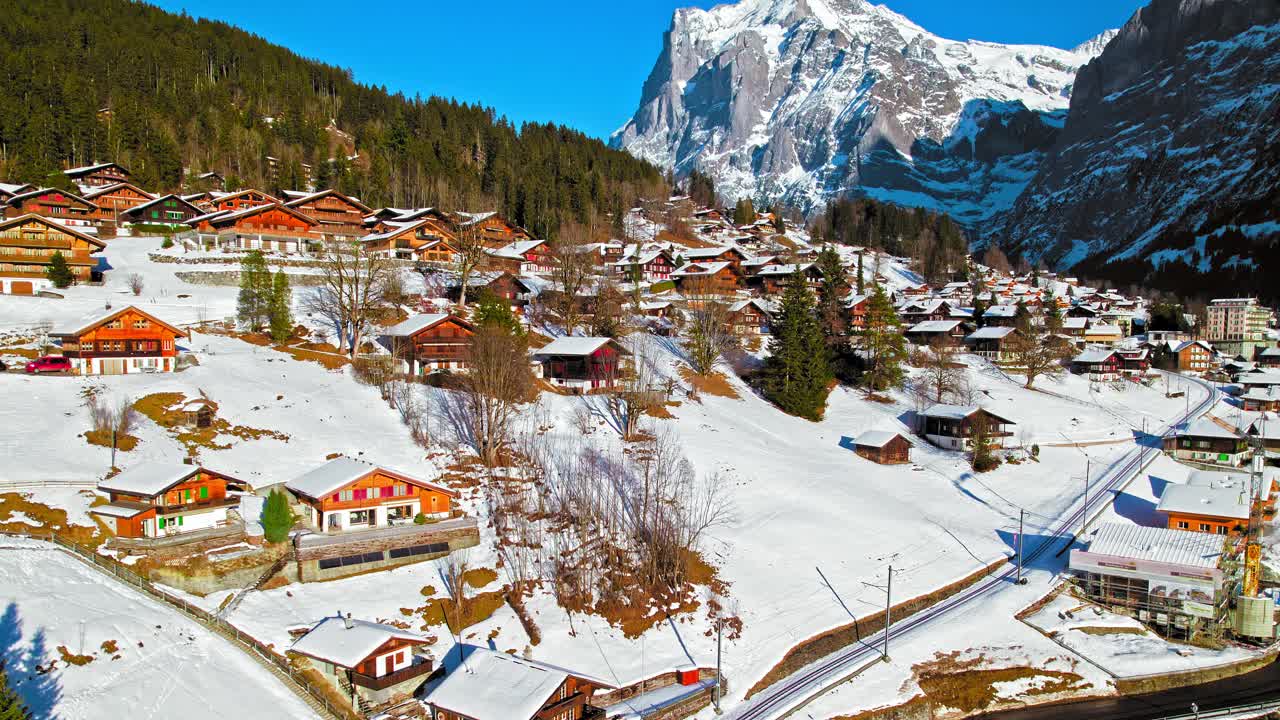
<box><xmin>613</xmin><ymin>0</ymin><xmax>1114</xmax><ymax>220</ymax></box>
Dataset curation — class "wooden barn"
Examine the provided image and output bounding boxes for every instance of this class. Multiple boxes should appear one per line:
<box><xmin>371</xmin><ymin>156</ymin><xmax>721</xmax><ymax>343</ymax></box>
<box><xmin>425</xmin><ymin>646</ymin><xmax>614</xmax><ymax>720</ymax></box>
<box><xmin>852</xmin><ymin>431</ymin><xmax>913</xmax><ymax>465</ymax></box>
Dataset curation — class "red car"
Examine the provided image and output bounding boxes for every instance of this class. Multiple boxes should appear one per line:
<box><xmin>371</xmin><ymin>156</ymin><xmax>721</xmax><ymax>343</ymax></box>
<box><xmin>25</xmin><ymin>356</ymin><xmax>72</xmax><ymax>374</ymax></box>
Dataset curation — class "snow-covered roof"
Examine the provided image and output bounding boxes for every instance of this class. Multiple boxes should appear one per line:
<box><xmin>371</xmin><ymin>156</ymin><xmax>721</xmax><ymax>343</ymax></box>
<box><xmin>1085</xmin><ymin>324</ymin><xmax>1123</xmax><ymax>336</ymax></box>
<box><xmin>681</xmin><ymin>246</ymin><xmax>744</xmax><ymax>260</ymax></box>
<box><xmin>0</xmin><ymin>182</ymin><xmax>31</xmax><ymax>195</ymax></box>
<box><xmin>854</xmin><ymin>430</ymin><xmax>910</xmax><ymax>449</ymax></box>
<box><xmin>1061</xmin><ymin>317</ymin><xmax>1089</xmax><ymax>330</ymax></box>
<box><xmin>755</xmin><ymin>262</ymin><xmax>814</xmax><ymax>276</ymax></box>
<box><xmin>534</xmin><ymin>337</ymin><xmax>622</xmax><ymax>357</ymax></box>
<box><xmin>290</xmin><ymin>615</ymin><xmax>428</xmax><ymax>669</ymax></box>
<box><xmin>286</xmin><ymin>456</ymin><xmax>451</xmax><ymax>500</ymax></box>
<box><xmin>982</xmin><ymin>304</ymin><xmax>1018</xmax><ymax>318</ymax></box>
<box><xmin>1072</xmin><ymin>348</ymin><xmax>1117</xmax><ymax>364</ymax></box>
<box><xmin>1157</xmin><ymin>484</ymin><xmax>1250</xmax><ymax>521</ymax></box>
<box><xmin>98</xmin><ymin>462</ymin><xmax>200</xmax><ymax>497</ymax></box>
<box><xmin>1178</xmin><ymin>417</ymin><xmax>1242</xmax><ymax>441</ymax></box>
<box><xmin>55</xmin><ymin>305</ymin><xmax>186</xmax><ymax>338</ymax></box>
<box><xmin>921</xmin><ymin>404</ymin><xmax>978</xmax><ymax>421</ymax></box>
<box><xmin>966</xmin><ymin>327</ymin><xmax>1015</xmax><ymax>341</ymax></box>
<box><xmin>672</xmin><ymin>261</ymin><xmax>730</xmax><ymax>277</ymax></box>
<box><xmin>64</xmin><ymin>162</ymin><xmax>127</xmax><ymax>177</ymax></box>
<box><xmin>382</xmin><ymin>313</ymin><xmax>462</xmax><ymax>337</ymax></box>
<box><xmin>1174</xmin><ymin>340</ymin><xmax>1214</xmax><ymax>353</ymax></box>
<box><xmin>91</xmin><ymin>502</ymin><xmax>152</xmax><ymax>519</ymax></box>
<box><xmin>907</xmin><ymin>320</ymin><xmax>961</xmax><ymax>333</ymax></box>
<box><xmin>425</xmin><ymin>648</ymin><xmax>613</xmax><ymax>719</ymax></box>
<box><xmin>1086</xmin><ymin>523</ymin><xmax>1224</xmax><ymax>569</ymax></box>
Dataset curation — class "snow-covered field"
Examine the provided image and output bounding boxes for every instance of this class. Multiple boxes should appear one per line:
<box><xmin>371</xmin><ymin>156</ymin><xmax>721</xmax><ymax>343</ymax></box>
<box><xmin>0</xmin><ymin>537</ymin><xmax>318</xmax><ymax>719</ymax></box>
<box><xmin>0</xmin><ymin>237</ymin><xmax>1245</xmax><ymax>718</ymax></box>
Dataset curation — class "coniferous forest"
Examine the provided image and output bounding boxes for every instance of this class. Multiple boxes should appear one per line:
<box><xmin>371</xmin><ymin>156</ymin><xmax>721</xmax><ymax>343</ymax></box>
<box><xmin>0</xmin><ymin>0</ymin><xmax>667</xmax><ymax>238</ymax></box>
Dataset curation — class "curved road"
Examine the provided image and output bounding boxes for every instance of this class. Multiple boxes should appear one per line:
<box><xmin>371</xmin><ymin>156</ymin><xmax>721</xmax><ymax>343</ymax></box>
<box><xmin>976</xmin><ymin>656</ymin><xmax>1280</xmax><ymax>720</ymax></box>
<box><xmin>725</xmin><ymin>373</ymin><xmax>1220</xmax><ymax>720</ymax></box>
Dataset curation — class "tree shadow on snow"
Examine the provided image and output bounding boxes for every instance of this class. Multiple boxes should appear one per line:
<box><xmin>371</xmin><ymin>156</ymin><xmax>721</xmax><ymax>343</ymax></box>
<box><xmin>0</xmin><ymin>602</ymin><xmax>64</xmax><ymax>720</ymax></box>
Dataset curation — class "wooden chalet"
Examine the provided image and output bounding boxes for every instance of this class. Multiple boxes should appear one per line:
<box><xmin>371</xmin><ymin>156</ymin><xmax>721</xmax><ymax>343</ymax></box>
<box><xmin>1115</xmin><ymin>347</ymin><xmax>1151</xmax><ymax>374</ymax></box>
<box><xmin>1155</xmin><ymin>471</ymin><xmax>1259</xmax><ymax>536</ymax></box>
<box><xmin>0</xmin><ymin>214</ymin><xmax>106</xmax><ymax>294</ymax></box>
<box><xmin>679</xmin><ymin>245</ymin><xmax>752</xmax><ymax>273</ymax></box>
<box><xmin>611</xmin><ymin>248</ymin><xmax>675</xmax><ymax>283</ymax></box>
<box><xmin>0</xmin><ymin>182</ymin><xmax>33</xmax><ymax>204</ymax></box>
<box><xmin>964</xmin><ymin>326</ymin><xmax>1019</xmax><ymax>363</ymax></box>
<box><xmin>381</xmin><ymin>313</ymin><xmax>476</xmax><ymax>374</ymax></box>
<box><xmin>1175</xmin><ymin>340</ymin><xmax>1215</xmax><ymax>372</ymax></box>
<box><xmin>1241</xmin><ymin>386</ymin><xmax>1280</xmax><ymax>413</ymax></box>
<box><xmin>63</xmin><ymin>162</ymin><xmax>131</xmax><ymax>189</ymax></box>
<box><xmin>1071</xmin><ymin>348</ymin><xmax>1121</xmax><ymax>381</ymax></box>
<box><xmin>119</xmin><ymin>194</ymin><xmax>205</xmax><ymax>227</ymax></box>
<box><xmin>195</xmin><ymin>171</ymin><xmax>226</xmax><ymax>192</ymax></box>
<box><xmin>726</xmin><ymin>298</ymin><xmax>773</xmax><ymax>335</ymax></box>
<box><xmin>919</xmin><ymin>404</ymin><xmax>1016</xmax><ymax>451</ymax></box>
<box><xmin>905</xmin><ymin>320</ymin><xmax>967</xmax><ymax>346</ymax></box>
<box><xmin>980</xmin><ymin>304</ymin><xmax>1020</xmax><ymax>327</ymax></box>
<box><xmin>533</xmin><ymin>336</ymin><xmax>630</xmax><ymax>392</ymax></box>
<box><xmin>846</xmin><ymin>293</ymin><xmax>869</xmax><ymax>333</ymax></box>
<box><xmin>1254</xmin><ymin>346</ymin><xmax>1280</xmax><ymax>369</ymax></box>
<box><xmin>852</xmin><ymin>431</ymin><xmax>913</xmax><ymax>465</ymax></box>
<box><xmin>284</xmin><ymin>189</ymin><xmax>371</xmax><ymax>241</ymax></box>
<box><xmin>291</xmin><ymin>615</ymin><xmax>433</xmax><ymax>709</ymax></box>
<box><xmin>1164</xmin><ymin>417</ymin><xmax>1249</xmax><ymax>467</ymax></box>
<box><xmin>204</xmin><ymin>188</ymin><xmax>280</xmax><ymax>213</ymax></box>
<box><xmin>425</xmin><ymin>646</ymin><xmax>614</xmax><ymax>720</ymax></box>
<box><xmin>361</xmin><ymin>217</ymin><xmax>458</xmax><ymax>262</ymax></box>
<box><xmin>672</xmin><ymin>261</ymin><xmax>741</xmax><ymax>294</ymax></box>
<box><xmin>193</xmin><ymin>203</ymin><xmax>319</xmax><ymax>254</ymax></box>
<box><xmin>484</xmin><ymin>239</ymin><xmax>556</xmax><ymax>274</ymax></box>
<box><xmin>91</xmin><ymin>462</ymin><xmax>245</xmax><ymax>539</ymax></box>
<box><xmin>54</xmin><ymin>305</ymin><xmax>187</xmax><ymax>374</ymax></box>
<box><xmin>4</xmin><ymin>187</ymin><xmax>99</xmax><ymax>234</ymax></box>
<box><xmin>82</xmin><ymin>182</ymin><xmax>155</xmax><ymax>232</ymax></box>
<box><xmin>449</xmin><ymin>272</ymin><xmax>535</xmax><ymax>311</ymax></box>
<box><xmin>286</xmin><ymin>456</ymin><xmax>458</xmax><ymax>533</ymax></box>
<box><xmin>454</xmin><ymin>211</ymin><xmax>532</xmax><ymax>248</ymax></box>
<box><xmin>755</xmin><ymin>263</ymin><xmax>822</xmax><ymax>294</ymax></box>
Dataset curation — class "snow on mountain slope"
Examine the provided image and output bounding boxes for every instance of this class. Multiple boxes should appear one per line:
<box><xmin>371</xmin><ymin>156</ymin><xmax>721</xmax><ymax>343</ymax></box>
<box><xmin>612</xmin><ymin>0</ymin><xmax>1114</xmax><ymax>221</ymax></box>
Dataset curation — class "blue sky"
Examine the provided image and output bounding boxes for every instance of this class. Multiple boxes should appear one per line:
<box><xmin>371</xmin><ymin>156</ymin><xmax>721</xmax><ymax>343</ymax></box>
<box><xmin>151</xmin><ymin>0</ymin><xmax>1146</xmax><ymax>139</ymax></box>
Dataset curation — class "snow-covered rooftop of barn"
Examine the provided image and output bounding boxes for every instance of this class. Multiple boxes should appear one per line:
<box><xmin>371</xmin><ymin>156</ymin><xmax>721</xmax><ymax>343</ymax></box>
<box><xmin>290</xmin><ymin>616</ymin><xmax>427</xmax><ymax>669</ymax></box>
<box><xmin>1086</xmin><ymin>523</ymin><xmax>1224</xmax><ymax>569</ymax></box>
<box><xmin>425</xmin><ymin>648</ymin><xmax>612</xmax><ymax>719</ymax></box>
<box><xmin>854</xmin><ymin>430</ymin><xmax>908</xmax><ymax>449</ymax></box>
<box><xmin>98</xmin><ymin>462</ymin><xmax>198</xmax><ymax>497</ymax></box>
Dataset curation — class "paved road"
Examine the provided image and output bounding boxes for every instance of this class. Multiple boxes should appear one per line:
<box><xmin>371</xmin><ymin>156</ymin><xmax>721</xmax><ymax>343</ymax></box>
<box><xmin>975</xmin><ymin>657</ymin><xmax>1280</xmax><ymax>720</ymax></box>
<box><xmin>724</xmin><ymin>374</ymin><xmax>1219</xmax><ymax>720</ymax></box>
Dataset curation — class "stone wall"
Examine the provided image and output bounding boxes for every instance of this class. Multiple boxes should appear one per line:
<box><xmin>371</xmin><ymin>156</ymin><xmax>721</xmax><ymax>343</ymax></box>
<box><xmin>293</xmin><ymin>522</ymin><xmax>480</xmax><ymax>583</ymax></box>
<box><xmin>175</xmin><ymin>270</ymin><xmax>329</xmax><ymax>287</ymax></box>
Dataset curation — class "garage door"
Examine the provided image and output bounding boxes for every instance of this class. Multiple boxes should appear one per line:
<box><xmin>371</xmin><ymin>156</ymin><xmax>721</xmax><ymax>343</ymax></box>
<box><xmin>99</xmin><ymin>358</ymin><xmax>127</xmax><ymax>375</ymax></box>
<box><xmin>8</xmin><ymin>281</ymin><xmax>33</xmax><ymax>295</ymax></box>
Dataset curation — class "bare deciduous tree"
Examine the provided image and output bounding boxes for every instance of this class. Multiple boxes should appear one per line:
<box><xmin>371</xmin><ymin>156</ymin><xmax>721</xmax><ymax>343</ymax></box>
<box><xmin>550</xmin><ymin>221</ymin><xmax>597</xmax><ymax>334</ymax></box>
<box><xmin>603</xmin><ymin>342</ymin><xmax>663</xmax><ymax>438</ymax></box>
<box><xmin>303</xmin><ymin>240</ymin><xmax>393</xmax><ymax>356</ymax></box>
<box><xmin>451</xmin><ymin>220</ymin><xmax>488</xmax><ymax>308</ymax></box>
<box><xmin>127</xmin><ymin>273</ymin><xmax>144</xmax><ymax>296</ymax></box>
<box><xmin>1006</xmin><ymin>328</ymin><xmax>1070</xmax><ymax>389</ymax></box>
<box><xmin>683</xmin><ymin>278</ymin><xmax>737</xmax><ymax>376</ymax></box>
<box><xmin>454</xmin><ymin>326</ymin><xmax>534</xmax><ymax>466</ymax></box>
<box><xmin>919</xmin><ymin>336</ymin><xmax>965</xmax><ymax>404</ymax></box>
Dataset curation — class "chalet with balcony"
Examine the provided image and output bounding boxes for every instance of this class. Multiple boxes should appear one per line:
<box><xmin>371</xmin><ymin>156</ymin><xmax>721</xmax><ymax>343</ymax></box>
<box><xmin>1175</xmin><ymin>340</ymin><xmax>1215</xmax><ymax>372</ymax></box>
<box><xmin>64</xmin><ymin>162</ymin><xmax>131</xmax><ymax>189</ymax></box>
<box><xmin>919</xmin><ymin>404</ymin><xmax>1016</xmax><ymax>451</ymax></box>
<box><xmin>726</xmin><ymin>298</ymin><xmax>773</xmax><ymax>335</ymax></box>
<box><xmin>1071</xmin><ymin>348</ymin><xmax>1121</xmax><ymax>381</ymax></box>
<box><xmin>4</xmin><ymin>188</ymin><xmax>99</xmax><ymax>235</ymax></box>
<box><xmin>90</xmin><ymin>462</ymin><xmax>246</xmax><ymax>540</ymax></box>
<box><xmin>1156</xmin><ymin>471</ymin><xmax>1265</xmax><ymax>536</ymax></box>
<box><xmin>192</xmin><ymin>203</ymin><xmax>319</xmax><ymax>254</ymax></box>
<box><xmin>1116</xmin><ymin>347</ymin><xmax>1151</xmax><ymax>374</ymax></box>
<box><xmin>1164</xmin><ymin>417</ymin><xmax>1249</xmax><ymax>467</ymax></box>
<box><xmin>284</xmin><ymin>189</ymin><xmax>371</xmax><ymax>241</ymax></box>
<box><xmin>424</xmin><ymin>646</ymin><xmax>614</xmax><ymax>720</ymax></box>
<box><xmin>82</xmin><ymin>182</ymin><xmax>155</xmax><ymax>232</ymax></box>
<box><xmin>980</xmin><ymin>304</ymin><xmax>1020</xmax><ymax>327</ymax></box>
<box><xmin>755</xmin><ymin>263</ymin><xmax>822</xmax><ymax>295</ymax></box>
<box><xmin>291</xmin><ymin>614</ymin><xmax>434</xmax><ymax>710</ymax></box>
<box><xmin>287</xmin><ymin>456</ymin><xmax>458</xmax><ymax>535</ymax></box>
<box><xmin>120</xmin><ymin>194</ymin><xmax>204</xmax><ymax>227</ymax></box>
<box><xmin>533</xmin><ymin>336</ymin><xmax>630</xmax><ymax>392</ymax></box>
<box><xmin>905</xmin><ymin>320</ymin><xmax>967</xmax><ymax>347</ymax></box>
<box><xmin>484</xmin><ymin>239</ymin><xmax>556</xmax><ymax>274</ymax></box>
<box><xmin>610</xmin><ymin>248</ymin><xmax>675</xmax><ymax>283</ymax></box>
<box><xmin>54</xmin><ymin>305</ymin><xmax>186</xmax><ymax>374</ymax></box>
<box><xmin>852</xmin><ymin>430</ymin><xmax>914</xmax><ymax>465</ymax></box>
<box><xmin>1242</xmin><ymin>386</ymin><xmax>1280</xmax><ymax>413</ymax></box>
<box><xmin>846</xmin><ymin>293</ymin><xmax>869</xmax><ymax>333</ymax></box>
<box><xmin>454</xmin><ymin>211</ymin><xmax>532</xmax><ymax>248</ymax></box>
<box><xmin>447</xmin><ymin>272</ymin><xmax>536</xmax><ymax>311</ymax></box>
<box><xmin>203</xmin><ymin>188</ymin><xmax>280</xmax><ymax>213</ymax></box>
<box><xmin>381</xmin><ymin>313</ymin><xmax>476</xmax><ymax>374</ymax></box>
<box><xmin>965</xmin><ymin>326</ymin><xmax>1019</xmax><ymax>363</ymax></box>
<box><xmin>0</xmin><ymin>214</ymin><xmax>106</xmax><ymax>294</ymax></box>
<box><xmin>679</xmin><ymin>245</ymin><xmax>751</xmax><ymax>273</ymax></box>
<box><xmin>672</xmin><ymin>260</ymin><xmax>741</xmax><ymax>294</ymax></box>
<box><xmin>362</xmin><ymin>217</ymin><xmax>459</xmax><ymax>262</ymax></box>
<box><xmin>0</xmin><ymin>183</ymin><xmax>33</xmax><ymax>204</ymax></box>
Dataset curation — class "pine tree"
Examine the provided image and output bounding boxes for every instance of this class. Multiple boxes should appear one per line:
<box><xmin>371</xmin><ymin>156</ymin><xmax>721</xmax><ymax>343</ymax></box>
<box><xmin>0</xmin><ymin>660</ymin><xmax>29</xmax><ymax>720</ymax></box>
<box><xmin>236</xmin><ymin>250</ymin><xmax>272</xmax><ymax>331</ymax></box>
<box><xmin>761</xmin><ymin>271</ymin><xmax>833</xmax><ymax>420</ymax></box>
<box><xmin>473</xmin><ymin>290</ymin><xmax>522</xmax><ymax>337</ymax></box>
<box><xmin>268</xmin><ymin>269</ymin><xmax>293</xmax><ymax>342</ymax></box>
<box><xmin>45</xmin><ymin>251</ymin><xmax>74</xmax><ymax>288</ymax></box>
<box><xmin>1044</xmin><ymin>287</ymin><xmax>1063</xmax><ymax>335</ymax></box>
<box><xmin>732</xmin><ymin>198</ymin><xmax>755</xmax><ymax>226</ymax></box>
<box><xmin>862</xmin><ymin>282</ymin><xmax>907</xmax><ymax>391</ymax></box>
<box><xmin>261</xmin><ymin>489</ymin><xmax>296</xmax><ymax>543</ymax></box>
<box><xmin>771</xmin><ymin>205</ymin><xmax>785</xmax><ymax>234</ymax></box>
<box><xmin>815</xmin><ymin>246</ymin><xmax>850</xmax><ymax>340</ymax></box>
<box><xmin>856</xmin><ymin>252</ymin><xmax>865</xmax><ymax>295</ymax></box>
<box><xmin>1014</xmin><ymin>299</ymin><xmax>1034</xmax><ymax>334</ymax></box>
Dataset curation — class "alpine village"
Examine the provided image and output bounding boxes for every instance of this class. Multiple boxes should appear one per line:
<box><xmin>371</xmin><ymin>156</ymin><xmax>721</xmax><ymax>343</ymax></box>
<box><xmin>0</xmin><ymin>1</ymin><xmax>1278</xmax><ymax>720</ymax></box>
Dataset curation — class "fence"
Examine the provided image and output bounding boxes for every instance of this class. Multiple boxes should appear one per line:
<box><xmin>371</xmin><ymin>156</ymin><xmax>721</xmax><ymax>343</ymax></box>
<box><xmin>0</xmin><ymin>530</ymin><xmax>359</xmax><ymax>720</ymax></box>
<box><xmin>0</xmin><ymin>479</ymin><xmax>96</xmax><ymax>492</ymax></box>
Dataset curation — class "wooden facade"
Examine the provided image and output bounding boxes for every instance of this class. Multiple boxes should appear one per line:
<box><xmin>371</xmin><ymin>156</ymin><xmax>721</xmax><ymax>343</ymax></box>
<box><xmin>94</xmin><ymin>466</ymin><xmax>244</xmax><ymax>539</ymax></box>
<box><xmin>727</xmin><ymin>300</ymin><xmax>771</xmax><ymax>335</ymax></box>
<box><xmin>384</xmin><ymin>314</ymin><xmax>476</xmax><ymax>374</ymax></box>
<box><xmin>674</xmin><ymin>262</ymin><xmax>741</xmax><ymax>294</ymax></box>
<box><xmin>198</xmin><ymin>203</ymin><xmax>319</xmax><ymax>254</ymax></box>
<box><xmin>205</xmin><ymin>189</ymin><xmax>280</xmax><ymax>213</ymax></box>
<box><xmin>83</xmin><ymin>182</ymin><xmax>155</xmax><ymax>231</ymax></box>
<box><xmin>854</xmin><ymin>433</ymin><xmax>913</xmax><ymax>465</ymax></box>
<box><xmin>284</xmin><ymin>189</ymin><xmax>371</xmax><ymax>240</ymax></box>
<box><xmin>5</xmin><ymin>188</ymin><xmax>99</xmax><ymax>234</ymax></box>
<box><xmin>1176</xmin><ymin>341</ymin><xmax>1214</xmax><ymax>372</ymax></box>
<box><xmin>56</xmin><ymin>305</ymin><xmax>187</xmax><ymax>374</ymax></box>
<box><xmin>534</xmin><ymin>338</ymin><xmax>629</xmax><ymax>391</ymax></box>
<box><xmin>120</xmin><ymin>195</ymin><xmax>205</xmax><ymax>226</ymax></box>
<box><xmin>288</xmin><ymin>463</ymin><xmax>458</xmax><ymax>534</ymax></box>
<box><xmin>456</xmin><ymin>211</ymin><xmax>532</xmax><ymax>248</ymax></box>
<box><xmin>64</xmin><ymin>162</ymin><xmax>131</xmax><ymax>188</ymax></box>
<box><xmin>0</xmin><ymin>214</ymin><xmax>105</xmax><ymax>294</ymax></box>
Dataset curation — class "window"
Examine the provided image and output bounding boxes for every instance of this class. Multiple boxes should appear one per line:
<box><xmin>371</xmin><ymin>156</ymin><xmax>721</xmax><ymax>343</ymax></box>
<box><xmin>1199</xmin><ymin>523</ymin><xmax>1211</xmax><ymax>532</ymax></box>
<box><xmin>1176</xmin><ymin>521</ymin><xmax>1189</xmax><ymax>529</ymax></box>
<box><xmin>1217</xmin><ymin>526</ymin><xmax>1228</xmax><ymax>535</ymax></box>
<box><xmin>353</xmin><ymin>488</ymin><xmax>367</xmax><ymax>501</ymax></box>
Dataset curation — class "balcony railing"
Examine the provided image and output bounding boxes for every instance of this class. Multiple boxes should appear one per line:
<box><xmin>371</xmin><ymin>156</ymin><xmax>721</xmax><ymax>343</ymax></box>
<box><xmin>349</xmin><ymin>658</ymin><xmax>433</xmax><ymax>690</ymax></box>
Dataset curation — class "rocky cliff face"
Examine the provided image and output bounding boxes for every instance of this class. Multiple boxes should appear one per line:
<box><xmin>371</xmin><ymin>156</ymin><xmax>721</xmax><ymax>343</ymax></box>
<box><xmin>612</xmin><ymin>0</ymin><xmax>1113</xmax><ymax>223</ymax></box>
<box><xmin>997</xmin><ymin>0</ymin><xmax>1280</xmax><ymax>286</ymax></box>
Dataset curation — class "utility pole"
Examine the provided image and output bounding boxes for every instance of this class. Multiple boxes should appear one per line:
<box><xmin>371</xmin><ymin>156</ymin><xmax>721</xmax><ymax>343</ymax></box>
<box><xmin>1082</xmin><ymin>458</ymin><xmax>1090</xmax><ymax>535</ymax></box>
<box><xmin>883</xmin><ymin>565</ymin><xmax>893</xmax><ymax>662</ymax></box>
<box><xmin>713</xmin><ymin>618</ymin><xmax>723</xmax><ymax>713</ymax></box>
<box><xmin>1016</xmin><ymin>510</ymin><xmax>1027</xmax><ymax>585</ymax></box>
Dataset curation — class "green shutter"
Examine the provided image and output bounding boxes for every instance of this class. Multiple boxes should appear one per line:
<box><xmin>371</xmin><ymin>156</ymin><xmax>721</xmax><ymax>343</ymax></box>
<box><xmin>177</xmin><ymin>516</ymin><xmax>183</xmax><ymax>526</ymax></box>
<box><xmin>200</xmin><ymin>486</ymin><xmax>208</xmax><ymax>499</ymax></box>
<box><xmin>158</xmin><ymin>518</ymin><xmax>165</xmax><ymax>529</ymax></box>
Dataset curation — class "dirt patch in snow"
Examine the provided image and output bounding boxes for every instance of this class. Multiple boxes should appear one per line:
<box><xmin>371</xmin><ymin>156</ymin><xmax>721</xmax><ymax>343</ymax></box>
<box><xmin>911</xmin><ymin>651</ymin><xmax>1088</xmax><ymax>714</ymax></box>
<box><xmin>678</xmin><ymin>365</ymin><xmax>740</xmax><ymax>399</ymax></box>
<box><xmin>133</xmin><ymin>392</ymin><xmax>288</xmax><ymax>454</ymax></box>
<box><xmin>0</xmin><ymin>493</ymin><xmax>103</xmax><ymax>544</ymax></box>
<box><xmin>85</xmin><ymin>428</ymin><xmax>140</xmax><ymax>452</ymax></box>
<box><xmin>462</xmin><ymin>567</ymin><xmax>499</xmax><ymax>589</ymax></box>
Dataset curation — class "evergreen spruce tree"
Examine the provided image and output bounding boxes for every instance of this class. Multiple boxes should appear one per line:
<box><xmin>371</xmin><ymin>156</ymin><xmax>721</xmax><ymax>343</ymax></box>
<box><xmin>732</xmin><ymin>198</ymin><xmax>755</xmax><ymax>226</ymax></box>
<box><xmin>1014</xmin><ymin>299</ymin><xmax>1034</xmax><ymax>334</ymax></box>
<box><xmin>862</xmin><ymin>282</ymin><xmax>907</xmax><ymax>391</ymax></box>
<box><xmin>45</xmin><ymin>251</ymin><xmax>74</xmax><ymax>288</ymax></box>
<box><xmin>1044</xmin><ymin>287</ymin><xmax>1063</xmax><ymax>335</ymax></box>
<box><xmin>761</xmin><ymin>271</ymin><xmax>833</xmax><ymax>420</ymax></box>
<box><xmin>0</xmin><ymin>661</ymin><xmax>29</xmax><ymax>720</ymax></box>
<box><xmin>815</xmin><ymin>246</ymin><xmax>850</xmax><ymax>340</ymax></box>
<box><xmin>236</xmin><ymin>250</ymin><xmax>272</xmax><ymax>331</ymax></box>
<box><xmin>473</xmin><ymin>290</ymin><xmax>522</xmax><ymax>336</ymax></box>
<box><xmin>268</xmin><ymin>269</ymin><xmax>293</xmax><ymax>342</ymax></box>
<box><xmin>261</xmin><ymin>489</ymin><xmax>296</xmax><ymax>543</ymax></box>
<box><xmin>856</xmin><ymin>252</ymin><xmax>865</xmax><ymax>295</ymax></box>
<box><xmin>771</xmin><ymin>205</ymin><xmax>785</xmax><ymax>234</ymax></box>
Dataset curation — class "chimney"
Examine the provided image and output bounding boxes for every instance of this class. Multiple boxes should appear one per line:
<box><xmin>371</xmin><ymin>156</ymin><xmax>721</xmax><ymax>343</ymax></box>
<box><xmin>343</xmin><ymin>612</ymin><xmax>354</xmax><ymax>630</ymax></box>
